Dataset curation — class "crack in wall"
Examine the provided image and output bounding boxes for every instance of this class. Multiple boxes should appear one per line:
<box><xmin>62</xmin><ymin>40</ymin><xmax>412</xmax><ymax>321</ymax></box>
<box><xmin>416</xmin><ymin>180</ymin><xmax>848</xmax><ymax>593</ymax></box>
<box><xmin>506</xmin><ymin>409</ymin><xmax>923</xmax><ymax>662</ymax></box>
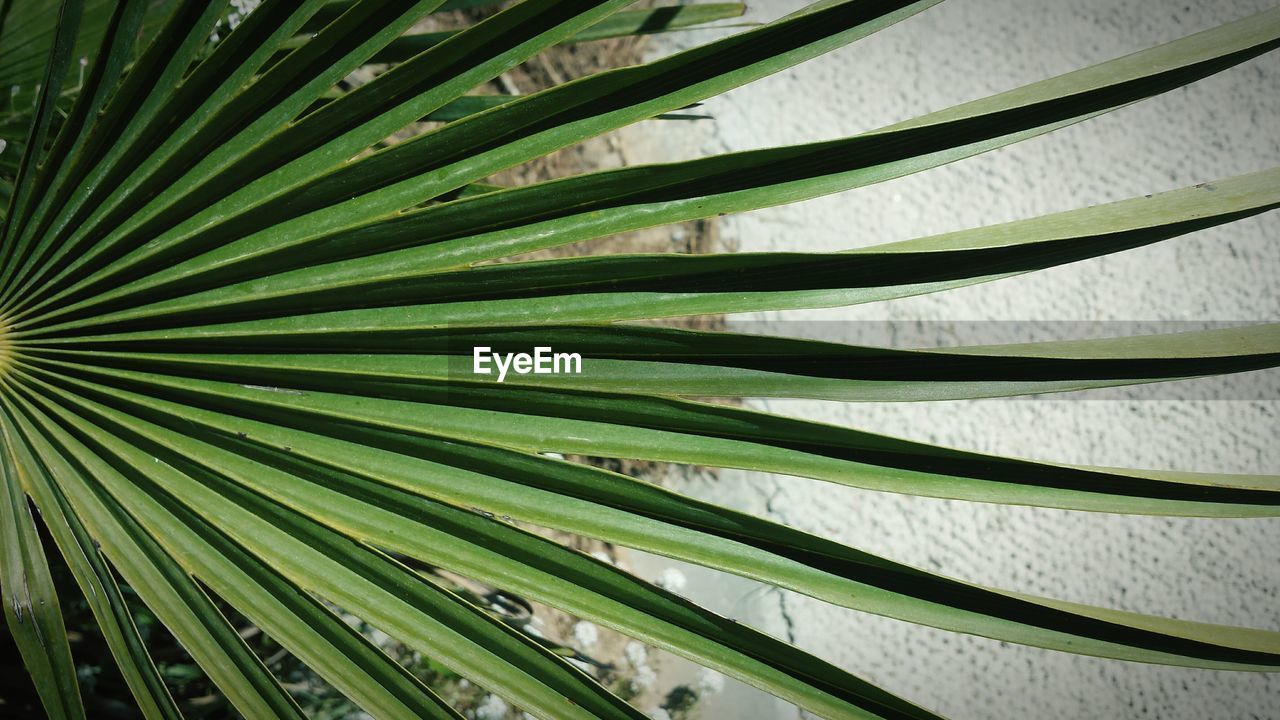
<box><xmin>763</xmin><ymin>475</ymin><xmax>799</xmax><ymax>646</ymax></box>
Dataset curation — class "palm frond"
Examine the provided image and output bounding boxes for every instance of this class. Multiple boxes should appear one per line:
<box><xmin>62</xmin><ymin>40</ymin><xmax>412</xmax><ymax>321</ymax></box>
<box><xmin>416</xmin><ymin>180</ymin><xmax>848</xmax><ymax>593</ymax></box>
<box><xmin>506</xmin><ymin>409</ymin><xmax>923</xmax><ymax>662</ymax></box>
<box><xmin>1</xmin><ymin>2</ymin><xmax>1276</xmax><ymax>719</ymax></box>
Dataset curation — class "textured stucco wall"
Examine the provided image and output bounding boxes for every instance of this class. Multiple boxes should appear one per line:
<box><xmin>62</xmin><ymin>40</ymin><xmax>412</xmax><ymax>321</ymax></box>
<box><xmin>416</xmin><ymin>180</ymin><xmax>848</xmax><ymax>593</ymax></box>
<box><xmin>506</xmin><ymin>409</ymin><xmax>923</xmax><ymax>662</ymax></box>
<box><xmin>625</xmin><ymin>1</ymin><xmax>1280</xmax><ymax>718</ymax></box>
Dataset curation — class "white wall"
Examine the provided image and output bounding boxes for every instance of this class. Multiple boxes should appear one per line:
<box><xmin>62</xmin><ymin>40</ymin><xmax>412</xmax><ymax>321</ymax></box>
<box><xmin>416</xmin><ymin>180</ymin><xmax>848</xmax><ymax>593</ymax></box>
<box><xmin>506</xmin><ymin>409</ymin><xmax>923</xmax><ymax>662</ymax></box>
<box><xmin>627</xmin><ymin>1</ymin><xmax>1280</xmax><ymax>718</ymax></box>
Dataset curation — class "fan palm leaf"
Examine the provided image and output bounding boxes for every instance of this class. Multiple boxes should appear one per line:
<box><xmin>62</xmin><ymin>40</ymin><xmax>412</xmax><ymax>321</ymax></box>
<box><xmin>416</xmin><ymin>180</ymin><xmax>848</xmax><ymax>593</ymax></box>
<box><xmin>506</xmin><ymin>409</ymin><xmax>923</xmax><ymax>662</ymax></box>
<box><xmin>0</xmin><ymin>2</ymin><xmax>1277</xmax><ymax>718</ymax></box>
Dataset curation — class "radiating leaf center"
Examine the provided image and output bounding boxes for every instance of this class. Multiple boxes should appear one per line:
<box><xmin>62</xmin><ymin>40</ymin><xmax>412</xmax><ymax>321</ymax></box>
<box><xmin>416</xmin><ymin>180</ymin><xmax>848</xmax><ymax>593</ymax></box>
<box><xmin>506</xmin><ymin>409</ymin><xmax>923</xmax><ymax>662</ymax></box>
<box><xmin>0</xmin><ymin>315</ymin><xmax>11</xmax><ymax>375</ymax></box>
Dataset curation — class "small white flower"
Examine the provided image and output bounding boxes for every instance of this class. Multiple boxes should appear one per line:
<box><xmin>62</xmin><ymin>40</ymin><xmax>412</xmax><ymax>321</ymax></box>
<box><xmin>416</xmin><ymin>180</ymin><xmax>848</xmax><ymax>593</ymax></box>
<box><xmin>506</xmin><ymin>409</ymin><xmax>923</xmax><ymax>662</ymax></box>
<box><xmin>475</xmin><ymin>693</ymin><xmax>509</xmax><ymax>720</ymax></box>
<box><xmin>654</xmin><ymin>568</ymin><xmax>687</xmax><ymax>593</ymax></box>
<box><xmin>623</xmin><ymin>641</ymin><xmax>647</xmax><ymax>666</ymax></box>
<box><xmin>697</xmin><ymin>668</ymin><xmax>725</xmax><ymax>695</ymax></box>
<box><xmin>572</xmin><ymin>621</ymin><xmax>599</xmax><ymax>649</ymax></box>
<box><xmin>624</xmin><ymin>641</ymin><xmax>657</xmax><ymax>688</ymax></box>
<box><xmin>225</xmin><ymin>0</ymin><xmax>261</xmax><ymax>32</ymax></box>
<box><xmin>633</xmin><ymin>664</ymin><xmax>657</xmax><ymax>689</ymax></box>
